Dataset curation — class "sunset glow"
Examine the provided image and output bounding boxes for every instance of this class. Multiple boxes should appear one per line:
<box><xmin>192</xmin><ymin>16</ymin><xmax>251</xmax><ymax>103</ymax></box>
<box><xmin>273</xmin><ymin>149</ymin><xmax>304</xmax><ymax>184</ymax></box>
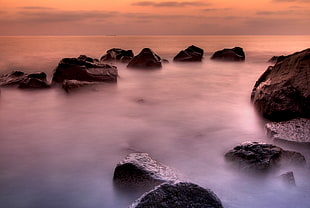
<box><xmin>0</xmin><ymin>0</ymin><xmax>309</xmax><ymax>35</ymax></box>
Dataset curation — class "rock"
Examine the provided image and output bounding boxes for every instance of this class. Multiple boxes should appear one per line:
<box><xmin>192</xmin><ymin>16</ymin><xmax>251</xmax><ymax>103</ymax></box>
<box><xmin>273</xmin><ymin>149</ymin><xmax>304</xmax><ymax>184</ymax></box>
<box><xmin>77</xmin><ymin>55</ymin><xmax>99</xmax><ymax>63</ymax></box>
<box><xmin>265</xmin><ymin>118</ymin><xmax>310</xmax><ymax>144</ymax></box>
<box><xmin>211</xmin><ymin>47</ymin><xmax>245</xmax><ymax>61</ymax></box>
<box><xmin>251</xmin><ymin>48</ymin><xmax>310</xmax><ymax>121</ymax></box>
<box><xmin>129</xmin><ymin>182</ymin><xmax>223</xmax><ymax>208</ymax></box>
<box><xmin>279</xmin><ymin>171</ymin><xmax>296</xmax><ymax>187</ymax></box>
<box><xmin>52</xmin><ymin>55</ymin><xmax>118</xmax><ymax>83</ymax></box>
<box><xmin>113</xmin><ymin>153</ymin><xmax>178</xmax><ymax>189</ymax></box>
<box><xmin>62</xmin><ymin>80</ymin><xmax>97</xmax><ymax>93</ymax></box>
<box><xmin>100</xmin><ymin>48</ymin><xmax>134</xmax><ymax>63</ymax></box>
<box><xmin>173</xmin><ymin>45</ymin><xmax>204</xmax><ymax>62</ymax></box>
<box><xmin>127</xmin><ymin>48</ymin><xmax>162</xmax><ymax>69</ymax></box>
<box><xmin>268</xmin><ymin>55</ymin><xmax>287</xmax><ymax>63</ymax></box>
<box><xmin>225</xmin><ymin>142</ymin><xmax>306</xmax><ymax>172</ymax></box>
<box><xmin>0</xmin><ymin>71</ymin><xmax>27</xmax><ymax>86</ymax></box>
<box><xmin>19</xmin><ymin>72</ymin><xmax>50</xmax><ymax>89</ymax></box>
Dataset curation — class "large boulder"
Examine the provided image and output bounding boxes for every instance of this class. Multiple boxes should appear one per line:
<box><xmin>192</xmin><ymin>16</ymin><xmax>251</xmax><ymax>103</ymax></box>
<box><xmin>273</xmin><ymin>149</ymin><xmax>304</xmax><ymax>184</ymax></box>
<box><xmin>0</xmin><ymin>71</ymin><xmax>27</xmax><ymax>86</ymax></box>
<box><xmin>211</xmin><ymin>47</ymin><xmax>245</xmax><ymax>61</ymax></box>
<box><xmin>127</xmin><ymin>48</ymin><xmax>162</xmax><ymax>69</ymax></box>
<box><xmin>129</xmin><ymin>182</ymin><xmax>223</xmax><ymax>208</ymax></box>
<box><xmin>173</xmin><ymin>45</ymin><xmax>204</xmax><ymax>62</ymax></box>
<box><xmin>251</xmin><ymin>48</ymin><xmax>310</xmax><ymax>121</ymax></box>
<box><xmin>52</xmin><ymin>55</ymin><xmax>117</xmax><ymax>83</ymax></box>
<box><xmin>100</xmin><ymin>48</ymin><xmax>134</xmax><ymax>63</ymax></box>
<box><xmin>225</xmin><ymin>142</ymin><xmax>306</xmax><ymax>172</ymax></box>
<box><xmin>19</xmin><ymin>72</ymin><xmax>50</xmax><ymax>89</ymax></box>
<box><xmin>265</xmin><ymin>118</ymin><xmax>310</xmax><ymax>144</ymax></box>
<box><xmin>113</xmin><ymin>153</ymin><xmax>178</xmax><ymax>189</ymax></box>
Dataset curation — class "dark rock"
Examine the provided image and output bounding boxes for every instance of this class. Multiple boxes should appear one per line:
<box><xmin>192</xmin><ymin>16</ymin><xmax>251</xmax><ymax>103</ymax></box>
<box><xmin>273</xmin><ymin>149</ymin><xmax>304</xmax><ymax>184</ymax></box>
<box><xmin>251</xmin><ymin>48</ymin><xmax>310</xmax><ymax>121</ymax></box>
<box><xmin>77</xmin><ymin>55</ymin><xmax>98</xmax><ymax>63</ymax></box>
<box><xmin>173</xmin><ymin>45</ymin><xmax>204</xmax><ymax>62</ymax></box>
<box><xmin>62</xmin><ymin>80</ymin><xmax>96</xmax><ymax>92</ymax></box>
<box><xmin>211</xmin><ymin>47</ymin><xmax>245</xmax><ymax>61</ymax></box>
<box><xmin>0</xmin><ymin>71</ymin><xmax>27</xmax><ymax>86</ymax></box>
<box><xmin>101</xmin><ymin>48</ymin><xmax>134</xmax><ymax>63</ymax></box>
<box><xmin>113</xmin><ymin>153</ymin><xmax>178</xmax><ymax>189</ymax></box>
<box><xmin>265</xmin><ymin>118</ymin><xmax>310</xmax><ymax>144</ymax></box>
<box><xmin>18</xmin><ymin>72</ymin><xmax>49</xmax><ymax>89</ymax></box>
<box><xmin>280</xmin><ymin>171</ymin><xmax>296</xmax><ymax>187</ymax></box>
<box><xmin>27</xmin><ymin>72</ymin><xmax>47</xmax><ymax>80</ymax></box>
<box><xmin>52</xmin><ymin>56</ymin><xmax>118</xmax><ymax>83</ymax></box>
<box><xmin>127</xmin><ymin>48</ymin><xmax>162</xmax><ymax>69</ymax></box>
<box><xmin>268</xmin><ymin>55</ymin><xmax>287</xmax><ymax>63</ymax></box>
<box><xmin>129</xmin><ymin>182</ymin><xmax>223</xmax><ymax>208</ymax></box>
<box><xmin>225</xmin><ymin>142</ymin><xmax>306</xmax><ymax>172</ymax></box>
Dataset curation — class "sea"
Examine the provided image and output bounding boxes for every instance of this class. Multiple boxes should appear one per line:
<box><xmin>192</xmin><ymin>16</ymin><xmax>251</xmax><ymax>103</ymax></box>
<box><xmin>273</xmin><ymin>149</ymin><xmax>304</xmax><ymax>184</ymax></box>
<box><xmin>0</xmin><ymin>35</ymin><xmax>309</xmax><ymax>208</ymax></box>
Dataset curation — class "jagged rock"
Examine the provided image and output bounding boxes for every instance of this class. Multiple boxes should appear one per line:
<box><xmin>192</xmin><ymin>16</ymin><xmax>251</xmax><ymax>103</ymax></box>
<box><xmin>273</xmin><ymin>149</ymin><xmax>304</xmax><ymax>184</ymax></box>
<box><xmin>268</xmin><ymin>55</ymin><xmax>287</xmax><ymax>63</ymax></box>
<box><xmin>113</xmin><ymin>153</ymin><xmax>178</xmax><ymax>189</ymax></box>
<box><xmin>52</xmin><ymin>55</ymin><xmax>118</xmax><ymax>83</ymax></box>
<box><xmin>62</xmin><ymin>80</ymin><xmax>96</xmax><ymax>92</ymax></box>
<box><xmin>251</xmin><ymin>48</ymin><xmax>310</xmax><ymax>121</ymax></box>
<box><xmin>129</xmin><ymin>182</ymin><xmax>223</xmax><ymax>208</ymax></box>
<box><xmin>211</xmin><ymin>47</ymin><xmax>245</xmax><ymax>61</ymax></box>
<box><xmin>225</xmin><ymin>142</ymin><xmax>306</xmax><ymax>172</ymax></box>
<box><xmin>265</xmin><ymin>118</ymin><xmax>310</xmax><ymax>144</ymax></box>
<box><xmin>19</xmin><ymin>72</ymin><xmax>50</xmax><ymax>89</ymax></box>
<box><xmin>100</xmin><ymin>48</ymin><xmax>134</xmax><ymax>63</ymax></box>
<box><xmin>0</xmin><ymin>71</ymin><xmax>27</xmax><ymax>86</ymax></box>
<box><xmin>279</xmin><ymin>171</ymin><xmax>296</xmax><ymax>187</ymax></box>
<box><xmin>173</xmin><ymin>45</ymin><xmax>204</xmax><ymax>62</ymax></box>
<box><xmin>127</xmin><ymin>48</ymin><xmax>162</xmax><ymax>69</ymax></box>
<box><xmin>77</xmin><ymin>55</ymin><xmax>99</xmax><ymax>63</ymax></box>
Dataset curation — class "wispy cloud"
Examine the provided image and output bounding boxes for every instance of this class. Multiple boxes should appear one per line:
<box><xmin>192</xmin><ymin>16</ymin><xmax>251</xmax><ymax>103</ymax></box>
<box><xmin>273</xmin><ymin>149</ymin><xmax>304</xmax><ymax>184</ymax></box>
<box><xmin>202</xmin><ymin>8</ymin><xmax>231</xmax><ymax>12</ymax></box>
<box><xmin>272</xmin><ymin>0</ymin><xmax>310</xmax><ymax>2</ymax></box>
<box><xmin>132</xmin><ymin>1</ymin><xmax>208</xmax><ymax>7</ymax></box>
<box><xmin>18</xmin><ymin>6</ymin><xmax>55</xmax><ymax>10</ymax></box>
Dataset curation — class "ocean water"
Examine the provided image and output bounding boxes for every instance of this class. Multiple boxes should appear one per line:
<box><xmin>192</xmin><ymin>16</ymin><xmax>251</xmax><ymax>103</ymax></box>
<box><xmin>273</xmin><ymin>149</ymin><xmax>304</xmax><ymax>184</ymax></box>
<box><xmin>0</xmin><ymin>35</ymin><xmax>309</xmax><ymax>208</ymax></box>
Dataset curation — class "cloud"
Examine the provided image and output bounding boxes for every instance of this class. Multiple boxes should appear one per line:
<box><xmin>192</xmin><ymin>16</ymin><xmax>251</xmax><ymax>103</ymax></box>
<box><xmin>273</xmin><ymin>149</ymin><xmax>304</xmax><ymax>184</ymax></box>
<box><xmin>18</xmin><ymin>6</ymin><xmax>55</xmax><ymax>10</ymax></box>
<box><xmin>202</xmin><ymin>8</ymin><xmax>231</xmax><ymax>12</ymax></box>
<box><xmin>272</xmin><ymin>0</ymin><xmax>310</xmax><ymax>2</ymax></box>
<box><xmin>132</xmin><ymin>1</ymin><xmax>208</xmax><ymax>7</ymax></box>
<box><xmin>256</xmin><ymin>9</ymin><xmax>310</xmax><ymax>15</ymax></box>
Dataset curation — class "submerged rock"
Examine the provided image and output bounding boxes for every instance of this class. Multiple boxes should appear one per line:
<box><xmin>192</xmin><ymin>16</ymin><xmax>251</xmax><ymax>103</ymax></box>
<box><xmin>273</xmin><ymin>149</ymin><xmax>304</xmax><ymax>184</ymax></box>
<box><xmin>265</xmin><ymin>118</ymin><xmax>310</xmax><ymax>144</ymax></box>
<box><xmin>251</xmin><ymin>48</ymin><xmax>310</xmax><ymax>121</ymax></box>
<box><xmin>100</xmin><ymin>48</ymin><xmax>134</xmax><ymax>63</ymax></box>
<box><xmin>225</xmin><ymin>142</ymin><xmax>306</xmax><ymax>172</ymax></box>
<box><xmin>62</xmin><ymin>79</ymin><xmax>97</xmax><ymax>92</ymax></box>
<box><xmin>127</xmin><ymin>48</ymin><xmax>162</xmax><ymax>69</ymax></box>
<box><xmin>211</xmin><ymin>47</ymin><xmax>245</xmax><ymax>61</ymax></box>
<box><xmin>52</xmin><ymin>55</ymin><xmax>118</xmax><ymax>83</ymax></box>
<box><xmin>173</xmin><ymin>45</ymin><xmax>204</xmax><ymax>62</ymax></box>
<box><xmin>113</xmin><ymin>153</ymin><xmax>178</xmax><ymax>189</ymax></box>
<box><xmin>129</xmin><ymin>182</ymin><xmax>223</xmax><ymax>208</ymax></box>
<box><xmin>280</xmin><ymin>171</ymin><xmax>296</xmax><ymax>187</ymax></box>
<box><xmin>0</xmin><ymin>71</ymin><xmax>27</xmax><ymax>86</ymax></box>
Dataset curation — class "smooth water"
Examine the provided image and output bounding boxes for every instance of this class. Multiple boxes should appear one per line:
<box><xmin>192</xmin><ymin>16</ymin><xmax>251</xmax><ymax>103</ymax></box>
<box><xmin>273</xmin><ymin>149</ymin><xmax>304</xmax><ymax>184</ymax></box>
<box><xmin>0</xmin><ymin>36</ymin><xmax>310</xmax><ymax>208</ymax></box>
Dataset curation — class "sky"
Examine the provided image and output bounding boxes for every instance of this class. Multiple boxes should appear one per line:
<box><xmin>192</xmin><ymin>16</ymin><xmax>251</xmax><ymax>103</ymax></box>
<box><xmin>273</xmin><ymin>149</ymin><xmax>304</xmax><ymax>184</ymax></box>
<box><xmin>0</xmin><ymin>0</ymin><xmax>309</xmax><ymax>35</ymax></box>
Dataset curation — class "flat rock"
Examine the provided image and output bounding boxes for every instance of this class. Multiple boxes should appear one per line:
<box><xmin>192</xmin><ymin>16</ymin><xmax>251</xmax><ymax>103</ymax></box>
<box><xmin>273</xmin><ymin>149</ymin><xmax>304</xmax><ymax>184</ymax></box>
<box><xmin>129</xmin><ymin>182</ymin><xmax>223</xmax><ymax>208</ymax></box>
<box><xmin>127</xmin><ymin>48</ymin><xmax>162</xmax><ymax>69</ymax></box>
<box><xmin>251</xmin><ymin>48</ymin><xmax>310</xmax><ymax>121</ymax></box>
<box><xmin>265</xmin><ymin>118</ymin><xmax>310</xmax><ymax>144</ymax></box>
<box><xmin>113</xmin><ymin>153</ymin><xmax>178</xmax><ymax>189</ymax></box>
<box><xmin>211</xmin><ymin>47</ymin><xmax>245</xmax><ymax>61</ymax></box>
<box><xmin>52</xmin><ymin>55</ymin><xmax>117</xmax><ymax>83</ymax></box>
<box><xmin>173</xmin><ymin>45</ymin><xmax>204</xmax><ymax>62</ymax></box>
<box><xmin>225</xmin><ymin>142</ymin><xmax>306</xmax><ymax>172</ymax></box>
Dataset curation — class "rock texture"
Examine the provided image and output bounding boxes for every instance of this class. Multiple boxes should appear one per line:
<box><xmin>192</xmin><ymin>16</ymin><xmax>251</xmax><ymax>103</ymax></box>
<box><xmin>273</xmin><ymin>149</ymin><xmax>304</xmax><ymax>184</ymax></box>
<box><xmin>251</xmin><ymin>48</ymin><xmax>310</xmax><ymax>121</ymax></box>
<box><xmin>52</xmin><ymin>55</ymin><xmax>117</xmax><ymax>83</ymax></box>
<box><xmin>0</xmin><ymin>71</ymin><xmax>27</xmax><ymax>86</ymax></box>
<box><xmin>19</xmin><ymin>72</ymin><xmax>50</xmax><ymax>89</ymax></box>
<box><xmin>127</xmin><ymin>48</ymin><xmax>162</xmax><ymax>69</ymax></box>
<box><xmin>62</xmin><ymin>80</ymin><xmax>97</xmax><ymax>93</ymax></box>
<box><xmin>265</xmin><ymin>118</ymin><xmax>310</xmax><ymax>144</ymax></box>
<box><xmin>225</xmin><ymin>142</ymin><xmax>306</xmax><ymax>171</ymax></box>
<box><xmin>129</xmin><ymin>182</ymin><xmax>223</xmax><ymax>208</ymax></box>
<box><xmin>113</xmin><ymin>153</ymin><xmax>178</xmax><ymax>189</ymax></box>
<box><xmin>173</xmin><ymin>45</ymin><xmax>204</xmax><ymax>62</ymax></box>
<box><xmin>268</xmin><ymin>55</ymin><xmax>287</xmax><ymax>63</ymax></box>
<box><xmin>211</xmin><ymin>47</ymin><xmax>245</xmax><ymax>61</ymax></box>
<box><xmin>100</xmin><ymin>48</ymin><xmax>134</xmax><ymax>63</ymax></box>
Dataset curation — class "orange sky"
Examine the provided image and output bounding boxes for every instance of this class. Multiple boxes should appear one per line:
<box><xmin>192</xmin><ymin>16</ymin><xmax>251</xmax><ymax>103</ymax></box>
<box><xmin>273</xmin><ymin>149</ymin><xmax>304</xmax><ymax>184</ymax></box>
<box><xmin>0</xmin><ymin>0</ymin><xmax>309</xmax><ymax>35</ymax></box>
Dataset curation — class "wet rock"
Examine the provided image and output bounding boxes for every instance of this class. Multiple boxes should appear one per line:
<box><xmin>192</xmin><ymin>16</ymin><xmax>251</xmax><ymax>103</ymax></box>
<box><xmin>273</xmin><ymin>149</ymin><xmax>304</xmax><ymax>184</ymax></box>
<box><xmin>62</xmin><ymin>80</ymin><xmax>96</xmax><ymax>93</ymax></box>
<box><xmin>173</xmin><ymin>45</ymin><xmax>204</xmax><ymax>62</ymax></box>
<box><xmin>52</xmin><ymin>55</ymin><xmax>118</xmax><ymax>83</ymax></box>
<box><xmin>19</xmin><ymin>72</ymin><xmax>50</xmax><ymax>89</ymax></box>
<box><xmin>211</xmin><ymin>47</ymin><xmax>245</xmax><ymax>61</ymax></box>
<box><xmin>113</xmin><ymin>153</ymin><xmax>178</xmax><ymax>189</ymax></box>
<box><xmin>0</xmin><ymin>71</ymin><xmax>27</xmax><ymax>86</ymax></box>
<box><xmin>225</xmin><ymin>142</ymin><xmax>306</xmax><ymax>172</ymax></box>
<box><xmin>265</xmin><ymin>118</ymin><xmax>310</xmax><ymax>144</ymax></box>
<box><xmin>280</xmin><ymin>171</ymin><xmax>296</xmax><ymax>187</ymax></box>
<box><xmin>129</xmin><ymin>182</ymin><xmax>223</xmax><ymax>208</ymax></box>
<box><xmin>127</xmin><ymin>48</ymin><xmax>162</xmax><ymax>69</ymax></box>
<box><xmin>100</xmin><ymin>48</ymin><xmax>134</xmax><ymax>63</ymax></box>
<box><xmin>251</xmin><ymin>48</ymin><xmax>310</xmax><ymax>121</ymax></box>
